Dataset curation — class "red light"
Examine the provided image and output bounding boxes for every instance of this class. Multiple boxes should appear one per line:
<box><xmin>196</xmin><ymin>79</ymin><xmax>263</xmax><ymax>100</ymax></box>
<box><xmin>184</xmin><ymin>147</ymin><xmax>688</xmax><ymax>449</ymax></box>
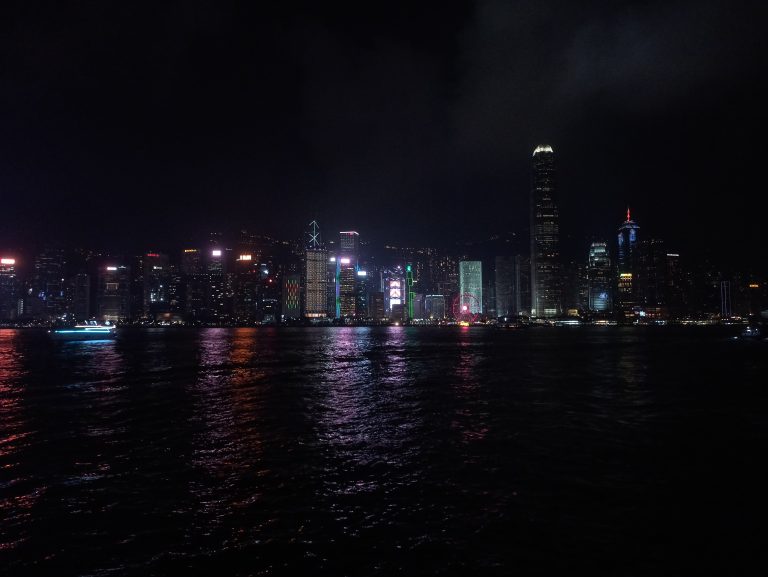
<box><xmin>146</xmin><ymin>253</ymin><xmax>160</xmax><ymax>257</ymax></box>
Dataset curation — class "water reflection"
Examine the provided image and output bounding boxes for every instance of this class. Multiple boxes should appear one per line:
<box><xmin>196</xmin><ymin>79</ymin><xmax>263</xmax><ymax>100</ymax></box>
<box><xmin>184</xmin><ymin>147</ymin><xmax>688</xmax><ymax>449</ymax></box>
<box><xmin>186</xmin><ymin>328</ymin><xmax>267</xmax><ymax>550</ymax></box>
<box><xmin>450</xmin><ymin>330</ymin><xmax>489</xmax><ymax>444</ymax></box>
<box><xmin>0</xmin><ymin>330</ymin><xmax>36</xmax><ymax>554</ymax></box>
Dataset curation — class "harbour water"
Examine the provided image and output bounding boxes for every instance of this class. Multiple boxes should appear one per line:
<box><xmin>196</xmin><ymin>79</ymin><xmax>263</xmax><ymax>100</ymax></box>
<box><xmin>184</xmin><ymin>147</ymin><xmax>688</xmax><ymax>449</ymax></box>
<box><xmin>1</xmin><ymin>326</ymin><xmax>766</xmax><ymax>576</ymax></box>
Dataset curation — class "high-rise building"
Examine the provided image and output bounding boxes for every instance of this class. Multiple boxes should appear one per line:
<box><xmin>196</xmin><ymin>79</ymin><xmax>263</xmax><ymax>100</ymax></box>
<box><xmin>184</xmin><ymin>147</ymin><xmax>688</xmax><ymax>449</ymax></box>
<box><xmin>304</xmin><ymin>221</ymin><xmax>328</xmax><ymax>319</ymax></box>
<box><xmin>143</xmin><ymin>253</ymin><xmax>170</xmax><ymax>320</ymax></box>
<box><xmin>617</xmin><ymin>208</ymin><xmax>640</xmax><ymax>317</ymax></box>
<box><xmin>181</xmin><ymin>248</ymin><xmax>204</xmax><ymax>321</ymax></box>
<box><xmin>425</xmin><ymin>294</ymin><xmax>446</xmax><ymax>320</ymax></box>
<box><xmin>72</xmin><ymin>273</ymin><xmax>90</xmax><ymax>321</ymax></box>
<box><xmin>33</xmin><ymin>248</ymin><xmax>67</xmax><ymax>320</ymax></box>
<box><xmin>232</xmin><ymin>253</ymin><xmax>259</xmax><ymax>322</ymax></box>
<box><xmin>0</xmin><ymin>257</ymin><xmax>19</xmax><ymax>321</ymax></box>
<box><xmin>97</xmin><ymin>264</ymin><xmax>130</xmax><ymax>322</ymax></box>
<box><xmin>530</xmin><ymin>145</ymin><xmax>561</xmax><ymax>317</ymax></box>
<box><xmin>587</xmin><ymin>242</ymin><xmax>612</xmax><ymax>313</ymax></box>
<box><xmin>404</xmin><ymin>264</ymin><xmax>415</xmax><ymax>321</ymax></box>
<box><xmin>338</xmin><ymin>263</ymin><xmax>357</xmax><ymax>318</ymax></box>
<box><xmin>282</xmin><ymin>273</ymin><xmax>301</xmax><ymax>320</ymax></box>
<box><xmin>205</xmin><ymin>246</ymin><xmax>228</xmax><ymax>322</ymax></box>
<box><xmin>338</xmin><ymin>231</ymin><xmax>359</xmax><ymax>318</ymax></box>
<box><xmin>459</xmin><ymin>260</ymin><xmax>483</xmax><ymax>315</ymax></box>
<box><xmin>369</xmin><ymin>291</ymin><xmax>385</xmax><ymax>320</ymax></box>
<box><xmin>339</xmin><ymin>231</ymin><xmax>359</xmax><ymax>262</ymax></box>
<box><xmin>494</xmin><ymin>256</ymin><xmax>514</xmax><ymax>317</ymax></box>
<box><xmin>639</xmin><ymin>238</ymin><xmax>667</xmax><ymax>316</ymax></box>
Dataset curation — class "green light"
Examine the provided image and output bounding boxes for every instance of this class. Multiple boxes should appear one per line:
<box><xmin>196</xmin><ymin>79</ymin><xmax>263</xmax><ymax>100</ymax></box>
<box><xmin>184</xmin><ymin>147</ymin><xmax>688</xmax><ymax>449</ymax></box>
<box><xmin>406</xmin><ymin>265</ymin><xmax>411</xmax><ymax>272</ymax></box>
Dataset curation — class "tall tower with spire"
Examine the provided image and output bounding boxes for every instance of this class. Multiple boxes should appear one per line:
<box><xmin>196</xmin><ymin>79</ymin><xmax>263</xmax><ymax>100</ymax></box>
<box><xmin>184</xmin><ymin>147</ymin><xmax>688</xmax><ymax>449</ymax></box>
<box><xmin>617</xmin><ymin>208</ymin><xmax>640</xmax><ymax>318</ymax></box>
<box><xmin>530</xmin><ymin>144</ymin><xmax>562</xmax><ymax>317</ymax></box>
<box><xmin>304</xmin><ymin>220</ymin><xmax>328</xmax><ymax>318</ymax></box>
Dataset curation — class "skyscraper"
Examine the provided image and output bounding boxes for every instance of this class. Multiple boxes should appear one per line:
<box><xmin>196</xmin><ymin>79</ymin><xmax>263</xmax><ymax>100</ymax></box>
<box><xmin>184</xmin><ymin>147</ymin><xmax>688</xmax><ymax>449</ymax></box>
<box><xmin>617</xmin><ymin>208</ymin><xmax>640</xmax><ymax>316</ymax></box>
<box><xmin>142</xmin><ymin>252</ymin><xmax>170</xmax><ymax>320</ymax></box>
<box><xmin>339</xmin><ymin>231</ymin><xmax>359</xmax><ymax>263</ymax></box>
<box><xmin>33</xmin><ymin>248</ymin><xmax>67</xmax><ymax>321</ymax></box>
<box><xmin>0</xmin><ymin>257</ymin><xmax>19</xmax><ymax>321</ymax></box>
<box><xmin>459</xmin><ymin>260</ymin><xmax>483</xmax><ymax>315</ymax></box>
<box><xmin>494</xmin><ymin>256</ymin><xmax>514</xmax><ymax>317</ymax></box>
<box><xmin>97</xmin><ymin>264</ymin><xmax>130</xmax><ymax>322</ymax></box>
<box><xmin>338</xmin><ymin>231</ymin><xmax>359</xmax><ymax>318</ymax></box>
<box><xmin>587</xmin><ymin>242</ymin><xmax>612</xmax><ymax>313</ymax></box>
<box><xmin>530</xmin><ymin>145</ymin><xmax>561</xmax><ymax>317</ymax></box>
<box><xmin>304</xmin><ymin>221</ymin><xmax>328</xmax><ymax>319</ymax></box>
<box><xmin>282</xmin><ymin>273</ymin><xmax>301</xmax><ymax>320</ymax></box>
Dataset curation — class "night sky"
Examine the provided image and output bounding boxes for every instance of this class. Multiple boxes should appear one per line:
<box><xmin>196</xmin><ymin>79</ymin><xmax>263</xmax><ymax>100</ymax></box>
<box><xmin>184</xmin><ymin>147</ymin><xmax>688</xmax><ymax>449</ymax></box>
<box><xmin>2</xmin><ymin>1</ymin><xmax>766</xmax><ymax>266</ymax></box>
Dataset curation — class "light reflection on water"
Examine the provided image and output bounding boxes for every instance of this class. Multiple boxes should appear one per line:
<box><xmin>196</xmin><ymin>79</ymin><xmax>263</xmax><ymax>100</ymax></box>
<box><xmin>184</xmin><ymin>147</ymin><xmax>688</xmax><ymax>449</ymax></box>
<box><xmin>0</xmin><ymin>326</ymin><xmax>765</xmax><ymax>576</ymax></box>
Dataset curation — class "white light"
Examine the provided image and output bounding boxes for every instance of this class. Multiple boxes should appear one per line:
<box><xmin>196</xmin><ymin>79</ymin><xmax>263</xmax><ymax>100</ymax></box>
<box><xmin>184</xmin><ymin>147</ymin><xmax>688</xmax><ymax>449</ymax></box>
<box><xmin>329</xmin><ymin>256</ymin><xmax>336</xmax><ymax>262</ymax></box>
<box><xmin>1</xmin><ymin>258</ymin><xmax>15</xmax><ymax>265</ymax></box>
<box><xmin>357</xmin><ymin>270</ymin><xmax>367</xmax><ymax>277</ymax></box>
<box><xmin>212</xmin><ymin>250</ymin><xmax>222</xmax><ymax>257</ymax></box>
<box><xmin>106</xmin><ymin>266</ymin><xmax>117</xmax><ymax>271</ymax></box>
<box><xmin>340</xmin><ymin>258</ymin><xmax>351</xmax><ymax>265</ymax></box>
<box><xmin>533</xmin><ymin>144</ymin><xmax>554</xmax><ymax>156</ymax></box>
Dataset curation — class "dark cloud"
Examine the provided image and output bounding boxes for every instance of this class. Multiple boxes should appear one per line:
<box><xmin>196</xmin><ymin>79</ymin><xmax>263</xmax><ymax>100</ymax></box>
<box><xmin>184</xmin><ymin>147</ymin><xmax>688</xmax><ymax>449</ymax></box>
<box><xmin>1</xmin><ymin>1</ymin><xmax>766</xmax><ymax>268</ymax></box>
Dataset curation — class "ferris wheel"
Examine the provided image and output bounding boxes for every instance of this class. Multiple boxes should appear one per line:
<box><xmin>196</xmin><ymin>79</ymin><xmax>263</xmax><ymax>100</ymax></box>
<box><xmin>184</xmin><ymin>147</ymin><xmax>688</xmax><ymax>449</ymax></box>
<box><xmin>452</xmin><ymin>293</ymin><xmax>480</xmax><ymax>323</ymax></box>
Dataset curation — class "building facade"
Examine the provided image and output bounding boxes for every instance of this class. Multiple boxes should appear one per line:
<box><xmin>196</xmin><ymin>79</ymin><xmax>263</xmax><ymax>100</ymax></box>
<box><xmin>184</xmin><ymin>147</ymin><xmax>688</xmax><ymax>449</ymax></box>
<box><xmin>530</xmin><ymin>145</ymin><xmax>561</xmax><ymax>317</ymax></box>
<box><xmin>459</xmin><ymin>260</ymin><xmax>483</xmax><ymax>315</ymax></box>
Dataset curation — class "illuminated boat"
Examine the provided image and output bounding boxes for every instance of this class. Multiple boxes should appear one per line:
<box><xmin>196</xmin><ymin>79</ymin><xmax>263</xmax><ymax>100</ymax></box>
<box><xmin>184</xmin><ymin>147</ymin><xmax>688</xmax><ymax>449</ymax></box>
<box><xmin>49</xmin><ymin>321</ymin><xmax>117</xmax><ymax>340</ymax></box>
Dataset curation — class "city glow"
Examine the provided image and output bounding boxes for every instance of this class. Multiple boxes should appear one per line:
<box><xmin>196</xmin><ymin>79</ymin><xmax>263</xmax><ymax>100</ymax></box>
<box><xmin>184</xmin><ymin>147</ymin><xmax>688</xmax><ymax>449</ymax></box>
<box><xmin>749</xmin><ymin>283</ymin><xmax>759</xmax><ymax>288</ymax></box>
<box><xmin>1</xmin><ymin>258</ymin><xmax>15</xmax><ymax>265</ymax></box>
<box><xmin>184</xmin><ymin>249</ymin><xmax>197</xmax><ymax>253</ymax></box>
<box><xmin>238</xmin><ymin>254</ymin><xmax>252</xmax><ymax>261</ymax></box>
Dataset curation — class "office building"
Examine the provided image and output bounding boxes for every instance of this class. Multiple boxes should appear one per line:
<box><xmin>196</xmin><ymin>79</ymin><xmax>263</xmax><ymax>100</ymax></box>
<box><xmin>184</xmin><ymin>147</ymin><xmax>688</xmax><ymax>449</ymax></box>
<box><xmin>530</xmin><ymin>145</ymin><xmax>562</xmax><ymax>317</ymax></box>
<box><xmin>305</xmin><ymin>221</ymin><xmax>328</xmax><ymax>318</ymax></box>
<box><xmin>587</xmin><ymin>242</ymin><xmax>612</xmax><ymax>313</ymax></box>
<box><xmin>459</xmin><ymin>260</ymin><xmax>483</xmax><ymax>315</ymax></box>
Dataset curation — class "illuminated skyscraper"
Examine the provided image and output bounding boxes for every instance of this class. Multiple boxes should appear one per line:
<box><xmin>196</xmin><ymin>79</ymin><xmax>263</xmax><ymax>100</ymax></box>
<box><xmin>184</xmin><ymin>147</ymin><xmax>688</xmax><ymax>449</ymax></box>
<box><xmin>338</xmin><ymin>231</ymin><xmax>359</xmax><ymax>318</ymax></box>
<box><xmin>530</xmin><ymin>145</ymin><xmax>561</xmax><ymax>317</ymax></box>
<box><xmin>587</xmin><ymin>242</ymin><xmax>612</xmax><ymax>313</ymax></box>
<box><xmin>205</xmin><ymin>246</ymin><xmax>227</xmax><ymax>321</ymax></box>
<box><xmin>282</xmin><ymin>273</ymin><xmax>301</xmax><ymax>320</ymax></box>
<box><xmin>0</xmin><ymin>257</ymin><xmax>19</xmax><ymax>321</ymax></box>
<box><xmin>181</xmin><ymin>248</ymin><xmax>204</xmax><ymax>320</ymax></box>
<box><xmin>304</xmin><ymin>221</ymin><xmax>328</xmax><ymax>318</ymax></box>
<box><xmin>425</xmin><ymin>294</ymin><xmax>446</xmax><ymax>319</ymax></box>
<box><xmin>33</xmin><ymin>248</ymin><xmax>67</xmax><ymax>320</ymax></box>
<box><xmin>97</xmin><ymin>264</ymin><xmax>130</xmax><ymax>322</ymax></box>
<box><xmin>617</xmin><ymin>208</ymin><xmax>640</xmax><ymax>316</ymax></box>
<box><xmin>339</xmin><ymin>231</ymin><xmax>359</xmax><ymax>263</ymax></box>
<box><xmin>404</xmin><ymin>264</ymin><xmax>415</xmax><ymax>320</ymax></box>
<box><xmin>459</xmin><ymin>261</ymin><xmax>483</xmax><ymax>315</ymax></box>
<box><xmin>142</xmin><ymin>252</ymin><xmax>170</xmax><ymax>320</ymax></box>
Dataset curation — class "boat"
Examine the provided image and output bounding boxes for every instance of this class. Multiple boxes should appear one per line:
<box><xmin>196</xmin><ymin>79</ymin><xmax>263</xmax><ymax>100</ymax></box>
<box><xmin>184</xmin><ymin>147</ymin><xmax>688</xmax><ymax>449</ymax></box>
<box><xmin>740</xmin><ymin>325</ymin><xmax>762</xmax><ymax>339</ymax></box>
<box><xmin>49</xmin><ymin>321</ymin><xmax>117</xmax><ymax>340</ymax></box>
